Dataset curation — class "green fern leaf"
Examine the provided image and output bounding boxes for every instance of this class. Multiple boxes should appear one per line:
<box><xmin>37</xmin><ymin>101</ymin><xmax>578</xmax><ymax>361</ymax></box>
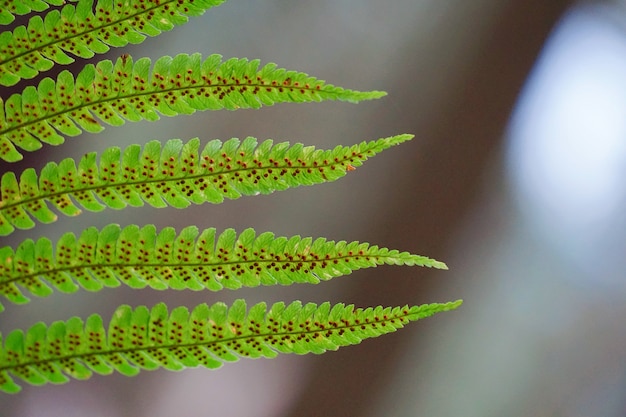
<box><xmin>0</xmin><ymin>53</ymin><xmax>386</xmax><ymax>162</ymax></box>
<box><xmin>0</xmin><ymin>134</ymin><xmax>412</xmax><ymax>235</ymax></box>
<box><xmin>0</xmin><ymin>298</ymin><xmax>462</xmax><ymax>393</ymax></box>
<box><xmin>0</xmin><ymin>0</ymin><xmax>226</xmax><ymax>85</ymax></box>
<box><xmin>0</xmin><ymin>1</ymin><xmax>79</xmax><ymax>25</ymax></box>
<box><xmin>0</xmin><ymin>225</ymin><xmax>446</xmax><ymax>310</ymax></box>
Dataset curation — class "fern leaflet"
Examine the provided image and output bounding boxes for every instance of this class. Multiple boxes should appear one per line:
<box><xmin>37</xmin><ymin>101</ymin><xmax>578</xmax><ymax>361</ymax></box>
<box><xmin>0</xmin><ymin>298</ymin><xmax>463</xmax><ymax>393</ymax></box>
<box><xmin>0</xmin><ymin>0</ymin><xmax>79</xmax><ymax>25</ymax></box>
<box><xmin>0</xmin><ymin>134</ymin><xmax>412</xmax><ymax>236</ymax></box>
<box><xmin>0</xmin><ymin>53</ymin><xmax>386</xmax><ymax>162</ymax></box>
<box><xmin>0</xmin><ymin>0</ymin><xmax>226</xmax><ymax>85</ymax></box>
<box><xmin>0</xmin><ymin>225</ymin><xmax>446</xmax><ymax>310</ymax></box>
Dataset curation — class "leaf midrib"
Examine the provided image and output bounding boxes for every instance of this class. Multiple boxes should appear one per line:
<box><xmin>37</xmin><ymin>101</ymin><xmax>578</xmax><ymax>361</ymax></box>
<box><xmin>0</xmin><ymin>309</ymin><xmax>411</xmax><ymax>373</ymax></box>
<box><xmin>0</xmin><ymin>80</ymin><xmax>332</xmax><ymax>138</ymax></box>
<box><xmin>0</xmin><ymin>152</ymin><xmax>357</xmax><ymax>211</ymax></box>
<box><xmin>0</xmin><ymin>252</ymin><xmax>388</xmax><ymax>286</ymax></box>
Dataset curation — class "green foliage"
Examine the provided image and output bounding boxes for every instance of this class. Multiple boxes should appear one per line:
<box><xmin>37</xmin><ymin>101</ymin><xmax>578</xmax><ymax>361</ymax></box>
<box><xmin>0</xmin><ymin>0</ymin><xmax>76</xmax><ymax>24</ymax></box>
<box><xmin>0</xmin><ymin>225</ymin><xmax>446</xmax><ymax>310</ymax></box>
<box><xmin>0</xmin><ymin>299</ymin><xmax>462</xmax><ymax>393</ymax></box>
<box><xmin>0</xmin><ymin>53</ymin><xmax>383</xmax><ymax>162</ymax></box>
<box><xmin>0</xmin><ymin>135</ymin><xmax>409</xmax><ymax>235</ymax></box>
<box><xmin>0</xmin><ymin>0</ymin><xmax>461</xmax><ymax>394</ymax></box>
<box><xmin>0</xmin><ymin>0</ymin><xmax>226</xmax><ymax>84</ymax></box>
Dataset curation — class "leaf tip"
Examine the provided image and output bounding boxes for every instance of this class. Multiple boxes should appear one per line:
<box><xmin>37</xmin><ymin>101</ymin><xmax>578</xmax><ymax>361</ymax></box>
<box><xmin>433</xmin><ymin>260</ymin><xmax>448</xmax><ymax>270</ymax></box>
<box><xmin>389</xmin><ymin>134</ymin><xmax>414</xmax><ymax>145</ymax></box>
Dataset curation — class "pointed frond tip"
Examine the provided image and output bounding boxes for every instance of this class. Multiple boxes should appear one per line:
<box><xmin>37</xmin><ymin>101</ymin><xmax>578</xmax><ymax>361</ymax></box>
<box><xmin>0</xmin><ymin>53</ymin><xmax>386</xmax><ymax>162</ymax></box>
<box><xmin>0</xmin><ymin>134</ymin><xmax>413</xmax><ymax>235</ymax></box>
<box><xmin>0</xmin><ymin>0</ymin><xmax>226</xmax><ymax>83</ymax></box>
<box><xmin>0</xmin><ymin>224</ymin><xmax>446</xmax><ymax>310</ymax></box>
<box><xmin>0</xmin><ymin>298</ymin><xmax>462</xmax><ymax>393</ymax></box>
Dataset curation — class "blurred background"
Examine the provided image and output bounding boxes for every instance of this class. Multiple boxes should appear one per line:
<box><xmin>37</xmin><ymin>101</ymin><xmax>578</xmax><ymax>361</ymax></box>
<box><xmin>4</xmin><ymin>0</ymin><xmax>626</xmax><ymax>415</ymax></box>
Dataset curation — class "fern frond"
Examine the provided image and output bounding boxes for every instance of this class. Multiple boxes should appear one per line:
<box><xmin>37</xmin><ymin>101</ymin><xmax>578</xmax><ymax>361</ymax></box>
<box><xmin>0</xmin><ymin>53</ymin><xmax>386</xmax><ymax>162</ymax></box>
<box><xmin>0</xmin><ymin>225</ymin><xmax>446</xmax><ymax>310</ymax></box>
<box><xmin>0</xmin><ymin>0</ymin><xmax>226</xmax><ymax>85</ymax></box>
<box><xmin>0</xmin><ymin>134</ymin><xmax>412</xmax><ymax>235</ymax></box>
<box><xmin>0</xmin><ymin>298</ymin><xmax>462</xmax><ymax>393</ymax></box>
